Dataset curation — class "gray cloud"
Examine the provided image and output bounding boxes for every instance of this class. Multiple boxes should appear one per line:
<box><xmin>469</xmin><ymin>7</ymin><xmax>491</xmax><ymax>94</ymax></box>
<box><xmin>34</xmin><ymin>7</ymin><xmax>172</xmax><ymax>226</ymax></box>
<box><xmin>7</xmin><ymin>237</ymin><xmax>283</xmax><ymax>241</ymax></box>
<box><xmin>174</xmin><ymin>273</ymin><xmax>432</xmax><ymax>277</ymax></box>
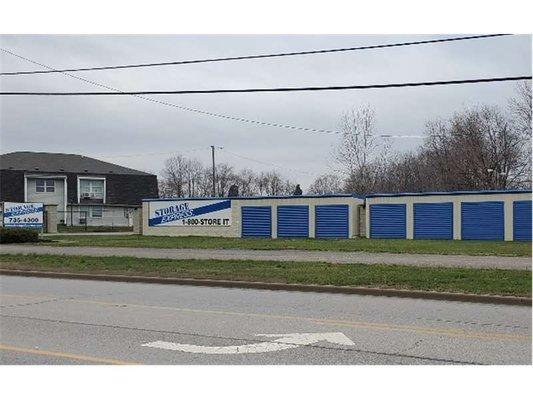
<box><xmin>0</xmin><ymin>34</ymin><xmax>531</xmax><ymax>188</ymax></box>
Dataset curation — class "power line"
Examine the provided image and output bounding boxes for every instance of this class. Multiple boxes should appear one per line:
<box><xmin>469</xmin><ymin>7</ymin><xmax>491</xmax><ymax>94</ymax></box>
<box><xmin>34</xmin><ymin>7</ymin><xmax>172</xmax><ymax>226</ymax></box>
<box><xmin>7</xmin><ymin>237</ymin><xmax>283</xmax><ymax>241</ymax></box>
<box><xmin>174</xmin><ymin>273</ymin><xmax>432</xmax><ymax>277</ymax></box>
<box><xmin>0</xmin><ymin>34</ymin><xmax>511</xmax><ymax>76</ymax></box>
<box><xmin>0</xmin><ymin>48</ymin><xmax>425</xmax><ymax>138</ymax></box>
<box><xmin>221</xmin><ymin>149</ymin><xmax>315</xmax><ymax>176</ymax></box>
<box><xmin>1</xmin><ymin>76</ymin><xmax>530</xmax><ymax>96</ymax></box>
<box><xmin>94</xmin><ymin>146</ymin><xmax>209</xmax><ymax>159</ymax></box>
<box><xmin>0</xmin><ymin>47</ymin><xmax>340</xmax><ymax>136</ymax></box>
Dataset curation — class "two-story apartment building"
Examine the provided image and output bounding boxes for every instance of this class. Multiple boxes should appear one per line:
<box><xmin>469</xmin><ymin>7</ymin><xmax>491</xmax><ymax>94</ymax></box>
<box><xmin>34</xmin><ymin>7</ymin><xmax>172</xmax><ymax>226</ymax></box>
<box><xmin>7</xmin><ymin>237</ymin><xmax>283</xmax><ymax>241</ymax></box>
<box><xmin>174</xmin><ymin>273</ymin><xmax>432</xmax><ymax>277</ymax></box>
<box><xmin>0</xmin><ymin>151</ymin><xmax>158</xmax><ymax>226</ymax></box>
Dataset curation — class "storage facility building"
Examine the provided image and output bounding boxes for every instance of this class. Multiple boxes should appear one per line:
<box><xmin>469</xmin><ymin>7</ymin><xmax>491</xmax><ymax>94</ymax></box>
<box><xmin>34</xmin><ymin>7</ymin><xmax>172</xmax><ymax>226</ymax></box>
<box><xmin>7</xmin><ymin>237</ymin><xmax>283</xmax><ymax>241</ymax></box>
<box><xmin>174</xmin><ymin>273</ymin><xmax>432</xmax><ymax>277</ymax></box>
<box><xmin>365</xmin><ymin>189</ymin><xmax>532</xmax><ymax>241</ymax></box>
<box><xmin>141</xmin><ymin>189</ymin><xmax>531</xmax><ymax>241</ymax></box>
<box><xmin>142</xmin><ymin>195</ymin><xmax>364</xmax><ymax>239</ymax></box>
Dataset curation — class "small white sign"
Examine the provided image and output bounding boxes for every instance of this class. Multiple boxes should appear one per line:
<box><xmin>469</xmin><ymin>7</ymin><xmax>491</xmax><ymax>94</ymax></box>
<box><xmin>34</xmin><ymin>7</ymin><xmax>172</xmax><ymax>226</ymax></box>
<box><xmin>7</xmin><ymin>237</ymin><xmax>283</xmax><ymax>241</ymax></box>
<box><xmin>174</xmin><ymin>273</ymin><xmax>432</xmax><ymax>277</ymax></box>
<box><xmin>3</xmin><ymin>202</ymin><xmax>44</xmax><ymax>229</ymax></box>
<box><xmin>148</xmin><ymin>199</ymin><xmax>232</xmax><ymax>227</ymax></box>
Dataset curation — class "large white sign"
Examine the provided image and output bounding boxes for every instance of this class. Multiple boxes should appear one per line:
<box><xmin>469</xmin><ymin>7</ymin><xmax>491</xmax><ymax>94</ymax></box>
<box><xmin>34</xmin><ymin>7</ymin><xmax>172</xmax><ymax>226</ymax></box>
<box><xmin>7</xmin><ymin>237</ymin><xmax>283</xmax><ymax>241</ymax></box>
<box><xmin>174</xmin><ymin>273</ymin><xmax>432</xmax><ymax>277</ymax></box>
<box><xmin>148</xmin><ymin>199</ymin><xmax>232</xmax><ymax>227</ymax></box>
<box><xmin>3</xmin><ymin>202</ymin><xmax>44</xmax><ymax>229</ymax></box>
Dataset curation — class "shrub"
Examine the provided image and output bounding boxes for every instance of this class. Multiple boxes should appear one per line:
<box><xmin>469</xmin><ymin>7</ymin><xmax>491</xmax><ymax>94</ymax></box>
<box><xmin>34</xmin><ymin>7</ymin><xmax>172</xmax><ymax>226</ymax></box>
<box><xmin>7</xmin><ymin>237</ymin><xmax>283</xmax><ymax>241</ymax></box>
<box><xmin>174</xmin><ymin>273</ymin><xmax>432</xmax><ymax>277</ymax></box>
<box><xmin>0</xmin><ymin>227</ymin><xmax>39</xmax><ymax>244</ymax></box>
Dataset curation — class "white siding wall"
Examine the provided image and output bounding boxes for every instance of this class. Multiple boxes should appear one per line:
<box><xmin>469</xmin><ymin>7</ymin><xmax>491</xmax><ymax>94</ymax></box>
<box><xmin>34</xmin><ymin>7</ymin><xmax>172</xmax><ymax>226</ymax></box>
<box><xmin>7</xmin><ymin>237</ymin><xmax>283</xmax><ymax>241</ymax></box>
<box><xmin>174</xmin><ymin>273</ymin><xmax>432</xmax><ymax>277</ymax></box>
<box><xmin>26</xmin><ymin>177</ymin><xmax>66</xmax><ymax>212</ymax></box>
<box><xmin>142</xmin><ymin>196</ymin><xmax>363</xmax><ymax>238</ymax></box>
<box><xmin>365</xmin><ymin>192</ymin><xmax>532</xmax><ymax>241</ymax></box>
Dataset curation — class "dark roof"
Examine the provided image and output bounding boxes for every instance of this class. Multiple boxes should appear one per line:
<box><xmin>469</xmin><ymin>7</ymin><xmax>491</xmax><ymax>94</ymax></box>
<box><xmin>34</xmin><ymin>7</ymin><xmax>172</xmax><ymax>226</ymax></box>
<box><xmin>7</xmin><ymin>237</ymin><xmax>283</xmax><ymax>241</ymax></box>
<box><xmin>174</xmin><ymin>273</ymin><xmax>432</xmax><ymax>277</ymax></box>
<box><xmin>144</xmin><ymin>194</ymin><xmax>361</xmax><ymax>201</ymax></box>
<box><xmin>364</xmin><ymin>189</ymin><xmax>532</xmax><ymax>198</ymax></box>
<box><xmin>0</xmin><ymin>151</ymin><xmax>154</xmax><ymax>176</ymax></box>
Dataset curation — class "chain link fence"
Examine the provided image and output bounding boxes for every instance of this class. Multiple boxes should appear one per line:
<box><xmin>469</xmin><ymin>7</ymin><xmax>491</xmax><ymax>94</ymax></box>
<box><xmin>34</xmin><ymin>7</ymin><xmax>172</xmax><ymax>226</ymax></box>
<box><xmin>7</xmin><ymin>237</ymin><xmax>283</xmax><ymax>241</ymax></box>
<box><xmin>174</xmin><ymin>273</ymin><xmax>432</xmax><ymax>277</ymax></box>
<box><xmin>57</xmin><ymin>208</ymin><xmax>134</xmax><ymax>232</ymax></box>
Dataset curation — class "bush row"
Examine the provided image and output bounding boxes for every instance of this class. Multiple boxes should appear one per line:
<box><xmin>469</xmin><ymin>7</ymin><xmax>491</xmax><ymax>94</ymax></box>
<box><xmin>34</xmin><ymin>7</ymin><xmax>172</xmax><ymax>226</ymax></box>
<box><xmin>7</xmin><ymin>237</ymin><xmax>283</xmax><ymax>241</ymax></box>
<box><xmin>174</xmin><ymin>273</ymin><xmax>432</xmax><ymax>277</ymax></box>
<box><xmin>0</xmin><ymin>227</ymin><xmax>39</xmax><ymax>243</ymax></box>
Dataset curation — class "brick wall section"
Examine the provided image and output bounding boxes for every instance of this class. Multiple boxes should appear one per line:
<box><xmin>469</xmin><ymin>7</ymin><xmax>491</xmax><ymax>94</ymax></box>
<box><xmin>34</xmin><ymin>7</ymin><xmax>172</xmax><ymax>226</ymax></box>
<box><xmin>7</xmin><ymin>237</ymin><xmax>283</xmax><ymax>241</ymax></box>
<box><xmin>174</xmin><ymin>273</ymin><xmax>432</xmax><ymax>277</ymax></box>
<box><xmin>0</xmin><ymin>170</ymin><xmax>25</xmax><ymax>202</ymax></box>
<box><xmin>68</xmin><ymin>173</ymin><xmax>158</xmax><ymax>205</ymax></box>
<box><xmin>105</xmin><ymin>174</ymin><xmax>158</xmax><ymax>205</ymax></box>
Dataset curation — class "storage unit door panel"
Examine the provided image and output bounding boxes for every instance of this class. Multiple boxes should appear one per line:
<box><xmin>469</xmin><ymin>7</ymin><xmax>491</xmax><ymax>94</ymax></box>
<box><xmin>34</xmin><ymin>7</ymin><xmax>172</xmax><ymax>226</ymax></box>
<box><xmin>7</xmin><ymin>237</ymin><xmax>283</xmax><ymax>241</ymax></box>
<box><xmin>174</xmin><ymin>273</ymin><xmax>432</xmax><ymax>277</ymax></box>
<box><xmin>369</xmin><ymin>204</ymin><xmax>406</xmax><ymax>239</ymax></box>
<box><xmin>315</xmin><ymin>205</ymin><xmax>349</xmax><ymax>239</ymax></box>
<box><xmin>413</xmin><ymin>202</ymin><xmax>453</xmax><ymax>240</ymax></box>
<box><xmin>241</xmin><ymin>206</ymin><xmax>271</xmax><ymax>238</ymax></box>
<box><xmin>513</xmin><ymin>200</ymin><xmax>532</xmax><ymax>241</ymax></box>
<box><xmin>461</xmin><ymin>201</ymin><xmax>504</xmax><ymax>240</ymax></box>
<box><xmin>277</xmin><ymin>205</ymin><xmax>309</xmax><ymax>238</ymax></box>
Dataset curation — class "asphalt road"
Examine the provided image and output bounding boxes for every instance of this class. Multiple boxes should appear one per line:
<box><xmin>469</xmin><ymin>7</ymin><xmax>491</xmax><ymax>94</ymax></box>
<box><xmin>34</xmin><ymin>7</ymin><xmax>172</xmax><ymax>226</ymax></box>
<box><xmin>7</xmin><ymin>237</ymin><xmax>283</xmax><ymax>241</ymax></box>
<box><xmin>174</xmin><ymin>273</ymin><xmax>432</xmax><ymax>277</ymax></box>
<box><xmin>1</xmin><ymin>244</ymin><xmax>531</xmax><ymax>270</ymax></box>
<box><xmin>0</xmin><ymin>275</ymin><xmax>530</xmax><ymax>365</ymax></box>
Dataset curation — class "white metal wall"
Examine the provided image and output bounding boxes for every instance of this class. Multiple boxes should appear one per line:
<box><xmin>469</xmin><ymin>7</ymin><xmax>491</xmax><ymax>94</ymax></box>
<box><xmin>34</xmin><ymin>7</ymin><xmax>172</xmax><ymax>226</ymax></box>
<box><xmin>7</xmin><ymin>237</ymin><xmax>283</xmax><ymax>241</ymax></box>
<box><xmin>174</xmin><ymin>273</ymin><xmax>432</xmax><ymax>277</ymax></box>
<box><xmin>142</xmin><ymin>196</ymin><xmax>363</xmax><ymax>238</ymax></box>
<box><xmin>365</xmin><ymin>192</ymin><xmax>532</xmax><ymax>241</ymax></box>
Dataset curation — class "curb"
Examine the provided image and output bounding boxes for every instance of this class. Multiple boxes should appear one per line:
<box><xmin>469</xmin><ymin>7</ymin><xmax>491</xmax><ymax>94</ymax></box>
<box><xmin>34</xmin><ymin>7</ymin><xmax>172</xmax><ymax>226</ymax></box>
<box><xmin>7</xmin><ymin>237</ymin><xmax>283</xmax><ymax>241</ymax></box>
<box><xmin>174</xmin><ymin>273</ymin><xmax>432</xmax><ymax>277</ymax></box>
<box><xmin>1</xmin><ymin>268</ymin><xmax>530</xmax><ymax>306</ymax></box>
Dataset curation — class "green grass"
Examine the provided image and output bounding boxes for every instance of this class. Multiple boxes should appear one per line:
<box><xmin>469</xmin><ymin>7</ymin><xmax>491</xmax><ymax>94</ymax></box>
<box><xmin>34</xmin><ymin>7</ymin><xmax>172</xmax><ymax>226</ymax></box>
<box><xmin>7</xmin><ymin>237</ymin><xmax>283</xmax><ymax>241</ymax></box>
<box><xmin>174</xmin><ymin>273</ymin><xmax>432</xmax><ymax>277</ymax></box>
<box><xmin>39</xmin><ymin>234</ymin><xmax>532</xmax><ymax>257</ymax></box>
<box><xmin>0</xmin><ymin>254</ymin><xmax>530</xmax><ymax>297</ymax></box>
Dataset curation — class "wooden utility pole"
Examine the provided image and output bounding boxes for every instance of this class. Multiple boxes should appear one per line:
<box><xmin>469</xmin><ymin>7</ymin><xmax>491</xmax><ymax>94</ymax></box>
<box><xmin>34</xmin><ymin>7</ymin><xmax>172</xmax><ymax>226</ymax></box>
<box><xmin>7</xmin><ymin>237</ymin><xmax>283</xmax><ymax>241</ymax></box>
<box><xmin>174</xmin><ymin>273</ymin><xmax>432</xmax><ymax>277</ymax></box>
<box><xmin>211</xmin><ymin>145</ymin><xmax>216</xmax><ymax>197</ymax></box>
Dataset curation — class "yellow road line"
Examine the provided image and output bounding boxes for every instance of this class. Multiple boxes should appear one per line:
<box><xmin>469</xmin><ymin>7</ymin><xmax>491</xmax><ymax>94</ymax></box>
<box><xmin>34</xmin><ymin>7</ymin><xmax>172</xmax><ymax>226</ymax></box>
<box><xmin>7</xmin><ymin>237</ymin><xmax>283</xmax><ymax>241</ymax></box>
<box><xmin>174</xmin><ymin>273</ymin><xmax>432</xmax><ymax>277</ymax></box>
<box><xmin>0</xmin><ymin>343</ymin><xmax>138</xmax><ymax>365</ymax></box>
<box><xmin>1</xmin><ymin>293</ymin><xmax>53</xmax><ymax>300</ymax></box>
<box><xmin>1</xmin><ymin>293</ymin><xmax>530</xmax><ymax>342</ymax></box>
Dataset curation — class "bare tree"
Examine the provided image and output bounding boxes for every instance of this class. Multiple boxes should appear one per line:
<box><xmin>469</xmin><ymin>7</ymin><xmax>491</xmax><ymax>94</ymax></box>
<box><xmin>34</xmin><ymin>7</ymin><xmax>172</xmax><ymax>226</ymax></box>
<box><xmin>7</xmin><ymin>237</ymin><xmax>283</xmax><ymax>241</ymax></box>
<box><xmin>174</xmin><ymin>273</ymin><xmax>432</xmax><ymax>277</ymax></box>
<box><xmin>308</xmin><ymin>174</ymin><xmax>344</xmax><ymax>194</ymax></box>
<box><xmin>160</xmin><ymin>155</ymin><xmax>190</xmax><ymax>197</ymax></box>
<box><xmin>509</xmin><ymin>81</ymin><xmax>532</xmax><ymax>139</ymax></box>
<box><xmin>197</xmin><ymin>167</ymin><xmax>215</xmax><ymax>197</ymax></box>
<box><xmin>254</xmin><ymin>170</ymin><xmax>296</xmax><ymax>196</ymax></box>
<box><xmin>214</xmin><ymin>163</ymin><xmax>235</xmax><ymax>197</ymax></box>
<box><xmin>422</xmin><ymin>105</ymin><xmax>529</xmax><ymax>190</ymax></box>
<box><xmin>235</xmin><ymin>168</ymin><xmax>258</xmax><ymax>196</ymax></box>
<box><xmin>334</xmin><ymin>105</ymin><xmax>383</xmax><ymax>193</ymax></box>
<box><xmin>264</xmin><ymin>171</ymin><xmax>284</xmax><ymax>195</ymax></box>
<box><xmin>160</xmin><ymin>155</ymin><xmax>301</xmax><ymax>198</ymax></box>
<box><xmin>185</xmin><ymin>159</ymin><xmax>204</xmax><ymax>197</ymax></box>
<box><xmin>509</xmin><ymin>81</ymin><xmax>532</xmax><ymax>187</ymax></box>
<box><xmin>335</xmin><ymin>105</ymin><xmax>377</xmax><ymax>173</ymax></box>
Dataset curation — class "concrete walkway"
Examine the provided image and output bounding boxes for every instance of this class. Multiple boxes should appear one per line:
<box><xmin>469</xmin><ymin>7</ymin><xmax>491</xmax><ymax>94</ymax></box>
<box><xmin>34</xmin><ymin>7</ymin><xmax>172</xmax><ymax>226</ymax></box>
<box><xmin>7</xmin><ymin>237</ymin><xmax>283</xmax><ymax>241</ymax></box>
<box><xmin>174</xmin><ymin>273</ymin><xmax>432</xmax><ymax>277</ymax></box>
<box><xmin>0</xmin><ymin>244</ymin><xmax>530</xmax><ymax>270</ymax></box>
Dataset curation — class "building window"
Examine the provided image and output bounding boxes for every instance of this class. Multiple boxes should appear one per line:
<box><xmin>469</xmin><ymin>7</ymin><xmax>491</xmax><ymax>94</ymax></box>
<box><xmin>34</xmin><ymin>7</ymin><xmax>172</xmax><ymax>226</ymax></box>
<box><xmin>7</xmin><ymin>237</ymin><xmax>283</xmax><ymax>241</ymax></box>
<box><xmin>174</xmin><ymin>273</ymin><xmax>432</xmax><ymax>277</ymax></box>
<box><xmin>36</xmin><ymin>179</ymin><xmax>55</xmax><ymax>193</ymax></box>
<box><xmin>80</xmin><ymin>205</ymin><xmax>103</xmax><ymax>218</ymax></box>
<box><xmin>79</xmin><ymin>179</ymin><xmax>104</xmax><ymax>200</ymax></box>
<box><xmin>91</xmin><ymin>206</ymin><xmax>103</xmax><ymax>218</ymax></box>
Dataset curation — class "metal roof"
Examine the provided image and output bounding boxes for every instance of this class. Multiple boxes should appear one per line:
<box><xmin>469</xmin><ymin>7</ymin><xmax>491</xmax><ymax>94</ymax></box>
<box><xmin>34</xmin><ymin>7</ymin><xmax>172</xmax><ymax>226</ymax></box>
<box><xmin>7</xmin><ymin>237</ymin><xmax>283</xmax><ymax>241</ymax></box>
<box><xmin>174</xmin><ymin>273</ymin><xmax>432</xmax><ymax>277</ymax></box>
<box><xmin>364</xmin><ymin>189</ymin><xmax>532</xmax><ymax>198</ymax></box>
<box><xmin>0</xmin><ymin>151</ymin><xmax>154</xmax><ymax>176</ymax></box>
<box><xmin>144</xmin><ymin>194</ymin><xmax>362</xmax><ymax>201</ymax></box>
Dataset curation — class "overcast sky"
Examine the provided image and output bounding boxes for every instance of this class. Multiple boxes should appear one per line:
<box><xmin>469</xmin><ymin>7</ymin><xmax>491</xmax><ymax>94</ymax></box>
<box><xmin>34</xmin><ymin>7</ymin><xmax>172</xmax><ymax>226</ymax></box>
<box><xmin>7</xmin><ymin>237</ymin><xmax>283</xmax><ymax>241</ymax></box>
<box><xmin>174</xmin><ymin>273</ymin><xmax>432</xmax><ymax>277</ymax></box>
<box><xmin>0</xmin><ymin>34</ymin><xmax>531</xmax><ymax>189</ymax></box>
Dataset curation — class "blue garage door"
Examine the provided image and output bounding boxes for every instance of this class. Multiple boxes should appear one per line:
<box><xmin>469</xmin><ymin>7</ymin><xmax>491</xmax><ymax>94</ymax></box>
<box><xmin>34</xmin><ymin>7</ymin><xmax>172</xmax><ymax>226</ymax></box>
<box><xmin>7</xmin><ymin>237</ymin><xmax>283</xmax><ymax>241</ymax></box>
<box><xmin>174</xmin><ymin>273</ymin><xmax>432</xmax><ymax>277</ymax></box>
<box><xmin>241</xmin><ymin>206</ymin><xmax>271</xmax><ymax>238</ymax></box>
<box><xmin>277</xmin><ymin>205</ymin><xmax>309</xmax><ymax>238</ymax></box>
<box><xmin>413</xmin><ymin>202</ymin><xmax>453</xmax><ymax>240</ymax></box>
<box><xmin>369</xmin><ymin>204</ymin><xmax>406</xmax><ymax>239</ymax></box>
<box><xmin>513</xmin><ymin>200</ymin><xmax>532</xmax><ymax>241</ymax></box>
<box><xmin>315</xmin><ymin>205</ymin><xmax>349</xmax><ymax>239</ymax></box>
<box><xmin>461</xmin><ymin>201</ymin><xmax>504</xmax><ymax>240</ymax></box>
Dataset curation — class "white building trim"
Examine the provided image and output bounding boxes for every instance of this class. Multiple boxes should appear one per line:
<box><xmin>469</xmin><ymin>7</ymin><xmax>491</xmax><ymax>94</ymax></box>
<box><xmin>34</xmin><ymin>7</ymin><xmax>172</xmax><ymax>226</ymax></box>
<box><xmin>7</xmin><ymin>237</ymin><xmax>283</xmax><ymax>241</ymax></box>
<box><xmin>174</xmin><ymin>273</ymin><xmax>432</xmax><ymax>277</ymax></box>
<box><xmin>24</xmin><ymin>174</ymin><xmax>68</xmax><ymax>213</ymax></box>
<box><xmin>77</xmin><ymin>176</ymin><xmax>106</xmax><ymax>204</ymax></box>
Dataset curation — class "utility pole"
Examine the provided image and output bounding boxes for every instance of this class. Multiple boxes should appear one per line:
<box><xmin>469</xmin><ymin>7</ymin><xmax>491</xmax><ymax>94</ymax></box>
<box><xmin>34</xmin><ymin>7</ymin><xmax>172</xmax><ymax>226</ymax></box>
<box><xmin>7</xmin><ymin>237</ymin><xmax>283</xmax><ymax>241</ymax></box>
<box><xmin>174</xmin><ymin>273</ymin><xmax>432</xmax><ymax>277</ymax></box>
<box><xmin>211</xmin><ymin>145</ymin><xmax>216</xmax><ymax>197</ymax></box>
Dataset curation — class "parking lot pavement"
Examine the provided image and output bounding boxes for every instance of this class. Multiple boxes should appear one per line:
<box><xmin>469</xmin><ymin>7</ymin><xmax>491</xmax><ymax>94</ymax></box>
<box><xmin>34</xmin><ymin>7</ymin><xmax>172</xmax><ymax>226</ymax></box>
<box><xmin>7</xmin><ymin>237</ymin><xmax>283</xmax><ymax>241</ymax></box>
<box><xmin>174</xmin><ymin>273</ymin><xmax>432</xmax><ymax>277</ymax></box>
<box><xmin>1</xmin><ymin>275</ymin><xmax>531</xmax><ymax>365</ymax></box>
<box><xmin>0</xmin><ymin>244</ymin><xmax>531</xmax><ymax>270</ymax></box>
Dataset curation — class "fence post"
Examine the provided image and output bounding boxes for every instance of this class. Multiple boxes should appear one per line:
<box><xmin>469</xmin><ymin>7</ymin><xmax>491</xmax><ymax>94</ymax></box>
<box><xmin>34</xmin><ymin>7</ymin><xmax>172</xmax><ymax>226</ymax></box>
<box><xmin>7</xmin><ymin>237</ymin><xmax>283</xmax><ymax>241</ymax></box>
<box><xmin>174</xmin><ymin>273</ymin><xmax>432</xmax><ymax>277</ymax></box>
<box><xmin>44</xmin><ymin>204</ymin><xmax>58</xmax><ymax>233</ymax></box>
<box><xmin>132</xmin><ymin>208</ymin><xmax>142</xmax><ymax>234</ymax></box>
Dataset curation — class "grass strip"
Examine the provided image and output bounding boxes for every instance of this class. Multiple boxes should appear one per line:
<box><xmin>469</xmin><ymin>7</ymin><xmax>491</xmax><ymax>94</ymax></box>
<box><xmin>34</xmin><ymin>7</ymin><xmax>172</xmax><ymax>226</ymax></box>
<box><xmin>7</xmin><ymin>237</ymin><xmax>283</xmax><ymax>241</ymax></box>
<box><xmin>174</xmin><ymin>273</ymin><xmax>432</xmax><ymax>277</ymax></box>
<box><xmin>40</xmin><ymin>235</ymin><xmax>532</xmax><ymax>257</ymax></box>
<box><xmin>1</xmin><ymin>254</ymin><xmax>530</xmax><ymax>297</ymax></box>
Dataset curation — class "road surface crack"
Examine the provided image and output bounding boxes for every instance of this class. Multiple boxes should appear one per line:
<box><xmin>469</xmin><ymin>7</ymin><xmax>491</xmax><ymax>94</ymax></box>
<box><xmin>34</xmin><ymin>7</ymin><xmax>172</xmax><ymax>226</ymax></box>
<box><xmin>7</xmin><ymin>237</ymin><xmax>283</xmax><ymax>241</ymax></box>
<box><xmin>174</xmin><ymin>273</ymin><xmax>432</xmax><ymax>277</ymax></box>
<box><xmin>415</xmin><ymin>317</ymin><xmax>529</xmax><ymax>330</ymax></box>
<box><xmin>0</xmin><ymin>296</ymin><xmax>83</xmax><ymax>310</ymax></box>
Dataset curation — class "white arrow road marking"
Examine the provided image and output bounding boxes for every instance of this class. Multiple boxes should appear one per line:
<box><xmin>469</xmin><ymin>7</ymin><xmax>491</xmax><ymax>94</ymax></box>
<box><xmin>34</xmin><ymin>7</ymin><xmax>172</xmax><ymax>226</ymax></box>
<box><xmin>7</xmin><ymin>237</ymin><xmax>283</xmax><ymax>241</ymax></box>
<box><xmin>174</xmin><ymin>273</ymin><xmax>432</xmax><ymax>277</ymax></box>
<box><xmin>256</xmin><ymin>332</ymin><xmax>355</xmax><ymax>346</ymax></box>
<box><xmin>142</xmin><ymin>332</ymin><xmax>355</xmax><ymax>355</ymax></box>
<box><xmin>142</xmin><ymin>340</ymin><xmax>298</xmax><ymax>354</ymax></box>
